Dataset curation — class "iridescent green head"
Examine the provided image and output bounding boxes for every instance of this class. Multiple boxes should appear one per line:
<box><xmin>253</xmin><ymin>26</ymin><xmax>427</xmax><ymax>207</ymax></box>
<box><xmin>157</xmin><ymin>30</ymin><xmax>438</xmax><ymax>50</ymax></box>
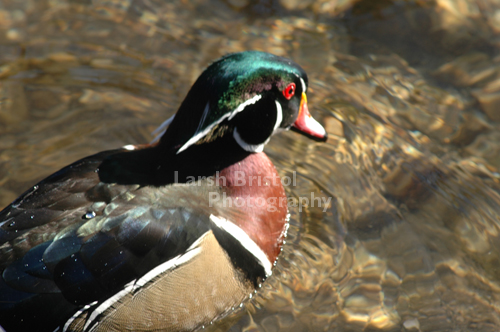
<box><xmin>159</xmin><ymin>51</ymin><xmax>326</xmax><ymax>153</ymax></box>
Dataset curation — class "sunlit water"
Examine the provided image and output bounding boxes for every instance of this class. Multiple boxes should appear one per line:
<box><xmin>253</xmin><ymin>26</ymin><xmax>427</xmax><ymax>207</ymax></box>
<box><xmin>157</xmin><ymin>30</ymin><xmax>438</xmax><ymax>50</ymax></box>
<box><xmin>1</xmin><ymin>0</ymin><xmax>500</xmax><ymax>331</ymax></box>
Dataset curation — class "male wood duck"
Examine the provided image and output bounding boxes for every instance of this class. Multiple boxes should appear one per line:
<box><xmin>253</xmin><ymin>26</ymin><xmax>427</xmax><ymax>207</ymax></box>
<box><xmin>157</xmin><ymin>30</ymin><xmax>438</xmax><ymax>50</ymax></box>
<box><xmin>0</xmin><ymin>51</ymin><xmax>327</xmax><ymax>332</ymax></box>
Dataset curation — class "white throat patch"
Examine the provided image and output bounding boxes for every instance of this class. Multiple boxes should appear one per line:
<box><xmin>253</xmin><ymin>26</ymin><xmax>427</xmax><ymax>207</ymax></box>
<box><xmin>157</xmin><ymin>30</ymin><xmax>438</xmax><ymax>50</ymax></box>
<box><xmin>233</xmin><ymin>128</ymin><xmax>267</xmax><ymax>153</ymax></box>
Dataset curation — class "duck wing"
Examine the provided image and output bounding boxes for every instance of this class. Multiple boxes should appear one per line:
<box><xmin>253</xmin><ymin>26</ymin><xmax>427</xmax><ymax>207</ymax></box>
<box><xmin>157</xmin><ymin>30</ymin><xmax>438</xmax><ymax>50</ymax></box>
<box><xmin>0</xmin><ymin>149</ymin><xmax>213</xmax><ymax>332</ymax></box>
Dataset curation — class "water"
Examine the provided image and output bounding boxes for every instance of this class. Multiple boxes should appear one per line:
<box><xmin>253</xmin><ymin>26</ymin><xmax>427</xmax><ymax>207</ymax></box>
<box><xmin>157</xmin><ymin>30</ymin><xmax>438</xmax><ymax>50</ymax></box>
<box><xmin>1</xmin><ymin>0</ymin><xmax>500</xmax><ymax>331</ymax></box>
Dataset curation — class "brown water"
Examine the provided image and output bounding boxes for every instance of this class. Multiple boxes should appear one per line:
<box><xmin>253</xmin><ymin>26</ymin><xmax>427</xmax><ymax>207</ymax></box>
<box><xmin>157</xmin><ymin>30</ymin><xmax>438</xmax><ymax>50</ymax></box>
<box><xmin>2</xmin><ymin>0</ymin><xmax>500</xmax><ymax>331</ymax></box>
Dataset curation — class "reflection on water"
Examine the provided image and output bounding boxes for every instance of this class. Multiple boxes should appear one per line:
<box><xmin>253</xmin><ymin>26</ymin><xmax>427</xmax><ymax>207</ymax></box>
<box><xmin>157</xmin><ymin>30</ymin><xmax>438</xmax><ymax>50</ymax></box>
<box><xmin>2</xmin><ymin>0</ymin><xmax>500</xmax><ymax>330</ymax></box>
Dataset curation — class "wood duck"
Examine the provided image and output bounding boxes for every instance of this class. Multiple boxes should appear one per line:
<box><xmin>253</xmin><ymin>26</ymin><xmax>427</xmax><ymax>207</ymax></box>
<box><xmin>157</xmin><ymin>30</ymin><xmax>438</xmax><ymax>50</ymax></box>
<box><xmin>0</xmin><ymin>51</ymin><xmax>327</xmax><ymax>332</ymax></box>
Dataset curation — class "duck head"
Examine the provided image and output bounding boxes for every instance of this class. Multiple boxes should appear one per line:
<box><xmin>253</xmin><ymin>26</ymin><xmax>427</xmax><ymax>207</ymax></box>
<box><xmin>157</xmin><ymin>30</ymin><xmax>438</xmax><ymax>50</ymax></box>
<box><xmin>99</xmin><ymin>51</ymin><xmax>327</xmax><ymax>185</ymax></box>
<box><xmin>158</xmin><ymin>51</ymin><xmax>327</xmax><ymax>154</ymax></box>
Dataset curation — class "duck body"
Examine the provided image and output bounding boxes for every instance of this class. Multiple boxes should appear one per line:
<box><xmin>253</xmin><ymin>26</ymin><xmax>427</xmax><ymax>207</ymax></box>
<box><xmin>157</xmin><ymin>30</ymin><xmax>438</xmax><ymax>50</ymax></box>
<box><xmin>0</xmin><ymin>51</ymin><xmax>326</xmax><ymax>331</ymax></box>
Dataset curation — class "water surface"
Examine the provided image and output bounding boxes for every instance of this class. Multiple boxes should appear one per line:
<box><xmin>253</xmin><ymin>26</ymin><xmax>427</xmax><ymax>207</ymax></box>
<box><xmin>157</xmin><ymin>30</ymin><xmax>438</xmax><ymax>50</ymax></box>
<box><xmin>1</xmin><ymin>0</ymin><xmax>500</xmax><ymax>331</ymax></box>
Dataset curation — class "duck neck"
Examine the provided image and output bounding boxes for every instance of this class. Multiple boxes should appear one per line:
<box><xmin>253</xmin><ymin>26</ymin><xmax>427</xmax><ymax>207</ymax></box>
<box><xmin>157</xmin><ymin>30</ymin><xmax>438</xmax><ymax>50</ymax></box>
<box><xmin>215</xmin><ymin>152</ymin><xmax>288</xmax><ymax>263</ymax></box>
<box><xmin>98</xmin><ymin>134</ymin><xmax>252</xmax><ymax>186</ymax></box>
<box><xmin>155</xmin><ymin>134</ymin><xmax>252</xmax><ymax>184</ymax></box>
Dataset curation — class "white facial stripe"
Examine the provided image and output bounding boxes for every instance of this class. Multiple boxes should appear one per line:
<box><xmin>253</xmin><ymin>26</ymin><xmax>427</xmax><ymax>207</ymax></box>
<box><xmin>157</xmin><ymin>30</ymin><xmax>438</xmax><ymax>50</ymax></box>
<box><xmin>196</xmin><ymin>102</ymin><xmax>210</xmax><ymax>133</ymax></box>
<box><xmin>150</xmin><ymin>114</ymin><xmax>176</xmax><ymax>144</ymax></box>
<box><xmin>233</xmin><ymin>128</ymin><xmax>267</xmax><ymax>153</ymax></box>
<box><xmin>177</xmin><ymin>125</ymin><xmax>217</xmax><ymax>154</ymax></box>
<box><xmin>228</xmin><ymin>94</ymin><xmax>262</xmax><ymax>120</ymax></box>
<box><xmin>300</xmin><ymin>77</ymin><xmax>306</xmax><ymax>94</ymax></box>
<box><xmin>177</xmin><ymin>94</ymin><xmax>262</xmax><ymax>154</ymax></box>
<box><xmin>210</xmin><ymin>214</ymin><xmax>273</xmax><ymax>277</ymax></box>
<box><xmin>273</xmin><ymin>100</ymin><xmax>283</xmax><ymax>132</ymax></box>
<box><xmin>81</xmin><ymin>233</ymin><xmax>208</xmax><ymax>332</ymax></box>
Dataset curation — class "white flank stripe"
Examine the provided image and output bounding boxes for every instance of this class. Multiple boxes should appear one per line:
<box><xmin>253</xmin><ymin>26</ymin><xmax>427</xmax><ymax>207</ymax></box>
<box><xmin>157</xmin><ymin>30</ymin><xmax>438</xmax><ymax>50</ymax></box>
<box><xmin>151</xmin><ymin>114</ymin><xmax>176</xmax><ymax>144</ymax></box>
<box><xmin>300</xmin><ymin>78</ymin><xmax>306</xmax><ymax>94</ymax></box>
<box><xmin>84</xmin><ymin>281</ymin><xmax>135</xmax><ymax>332</ymax></box>
<box><xmin>209</xmin><ymin>215</ymin><xmax>272</xmax><ymax>277</ymax></box>
<box><xmin>132</xmin><ymin>235</ymin><xmax>204</xmax><ymax>290</ymax></box>
<box><xmin>82</xmin><ymin>233</ymin><xmax>208</xmax><ymax>332</ymax></box>
<box><xmin>273</xmin><ymin>100</ymin><xmax>283</xmax><ymax>132</ymax></box>
<box><xmin>63</xmin><ymin>301</ymin><xmax>98</xmax><ymax>332</ymax></box>
<box><xmin>233</xmin><ymin>128</ymin><xmax>267</xmax><ymax>153</ymax></box>
<box><xmin>177</xmin><ymin>94</ymin><xmax>262</xmax><ymax>154</ymax></box>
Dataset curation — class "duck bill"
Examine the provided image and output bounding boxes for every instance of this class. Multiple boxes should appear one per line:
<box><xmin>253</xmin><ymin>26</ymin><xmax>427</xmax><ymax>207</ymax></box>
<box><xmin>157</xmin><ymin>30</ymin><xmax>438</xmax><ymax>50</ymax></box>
<box><xmin>291</xmin><ymin>93</ymin><xmax>328</xmax><ymax>142</ymax></box>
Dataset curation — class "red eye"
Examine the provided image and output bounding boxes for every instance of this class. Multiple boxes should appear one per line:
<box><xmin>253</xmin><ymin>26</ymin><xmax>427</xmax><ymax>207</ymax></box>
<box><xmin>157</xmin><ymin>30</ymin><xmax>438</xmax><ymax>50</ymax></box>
<box><xmin>282</xmin><ymin>83</ymin><xmax>296</xmax><ymax>100</ymax></box>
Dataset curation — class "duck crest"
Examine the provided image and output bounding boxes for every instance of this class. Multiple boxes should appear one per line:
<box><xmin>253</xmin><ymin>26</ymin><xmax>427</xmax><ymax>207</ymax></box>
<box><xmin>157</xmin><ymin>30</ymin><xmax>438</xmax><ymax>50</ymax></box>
<box><xmin>159</xmin><ymin>51</ymin><xmax>310</xmax><ymax>153</ymax></box>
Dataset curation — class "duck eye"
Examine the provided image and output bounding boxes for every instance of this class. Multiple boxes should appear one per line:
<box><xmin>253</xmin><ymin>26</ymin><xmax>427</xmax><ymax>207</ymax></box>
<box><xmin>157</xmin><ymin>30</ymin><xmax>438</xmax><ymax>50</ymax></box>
<box><xmin>282</xmin><ymin>83</ymin><xmax>296</xmax><ymax>100</ymax></box>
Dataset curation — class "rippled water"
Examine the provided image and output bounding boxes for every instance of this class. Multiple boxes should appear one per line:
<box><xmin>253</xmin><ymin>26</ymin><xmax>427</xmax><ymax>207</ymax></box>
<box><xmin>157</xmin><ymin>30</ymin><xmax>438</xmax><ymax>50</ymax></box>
<box><xmin>2</xmin><ymin>0</ymin><xmax>500</xmax><ymax>331</ymax></box>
